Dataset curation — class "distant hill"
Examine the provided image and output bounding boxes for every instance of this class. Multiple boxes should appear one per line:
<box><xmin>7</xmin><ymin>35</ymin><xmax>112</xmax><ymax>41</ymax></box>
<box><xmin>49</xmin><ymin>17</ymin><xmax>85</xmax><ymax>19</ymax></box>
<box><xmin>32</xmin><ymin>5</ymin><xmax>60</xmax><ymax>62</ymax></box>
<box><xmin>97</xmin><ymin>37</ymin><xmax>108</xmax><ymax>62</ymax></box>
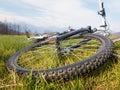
<box><xmin>112</xmin><ymin>32</ymin><xmax>120</xmax><ymax>37</ymax></box>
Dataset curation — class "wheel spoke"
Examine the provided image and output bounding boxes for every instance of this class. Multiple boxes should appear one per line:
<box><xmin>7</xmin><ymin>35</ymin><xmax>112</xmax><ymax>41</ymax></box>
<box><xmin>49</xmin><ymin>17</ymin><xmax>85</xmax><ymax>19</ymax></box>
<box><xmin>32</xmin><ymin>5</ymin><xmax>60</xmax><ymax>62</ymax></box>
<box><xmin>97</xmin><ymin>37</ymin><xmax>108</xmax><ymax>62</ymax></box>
<box><xmin>19</xmin><ymin>35</ymin><xmax>101</xmax><ymax>69</ymax></box>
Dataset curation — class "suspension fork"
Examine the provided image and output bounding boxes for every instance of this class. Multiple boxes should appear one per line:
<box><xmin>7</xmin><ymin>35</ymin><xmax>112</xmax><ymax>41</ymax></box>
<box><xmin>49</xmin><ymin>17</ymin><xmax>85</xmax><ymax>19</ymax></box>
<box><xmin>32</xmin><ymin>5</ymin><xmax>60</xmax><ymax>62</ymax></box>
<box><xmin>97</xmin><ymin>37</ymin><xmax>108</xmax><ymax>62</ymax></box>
<box><xmin>98</xmin><ymin>0</ymin><xmax>107</xmax><ymax>30</ymax></box>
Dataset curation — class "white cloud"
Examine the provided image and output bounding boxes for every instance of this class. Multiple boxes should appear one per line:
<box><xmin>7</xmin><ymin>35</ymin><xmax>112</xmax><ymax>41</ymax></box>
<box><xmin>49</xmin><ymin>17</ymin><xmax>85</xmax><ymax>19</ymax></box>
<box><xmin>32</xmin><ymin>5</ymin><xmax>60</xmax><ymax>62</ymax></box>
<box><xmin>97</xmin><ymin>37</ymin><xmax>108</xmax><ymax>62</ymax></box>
<box><xmin>0</xmin><ymin>0</ymin><xmax>120</xmax><ymax>32</ymax></box>
<box><xmin>106</xmin><ymin>0</ymin><xmax>120</xmax><ymax>13</ymax></box>
<box><xmin>104</xmin><ymin>0</ymin><xmax>120</xmax><ymax>32</ymax></box>
<box><xmin>0</xmin><ymin>10</ymin><xmax>36</xmax><ymax>25</ymax></box>
<box><xmin>20</xmin><ymin>0</ymin><xmax>101</xmax><ymax>28</ymax></box>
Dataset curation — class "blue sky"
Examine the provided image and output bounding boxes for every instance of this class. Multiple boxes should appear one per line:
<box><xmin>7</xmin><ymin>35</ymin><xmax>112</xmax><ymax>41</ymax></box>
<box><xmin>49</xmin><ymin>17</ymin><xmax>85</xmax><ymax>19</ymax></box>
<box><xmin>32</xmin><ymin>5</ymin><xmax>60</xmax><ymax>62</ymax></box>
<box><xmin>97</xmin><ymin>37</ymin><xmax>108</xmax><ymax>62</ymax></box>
<box><xmin>0</xmin><ymin>0</ymin><xmax>120</xmax><ymax>33</ymax></box>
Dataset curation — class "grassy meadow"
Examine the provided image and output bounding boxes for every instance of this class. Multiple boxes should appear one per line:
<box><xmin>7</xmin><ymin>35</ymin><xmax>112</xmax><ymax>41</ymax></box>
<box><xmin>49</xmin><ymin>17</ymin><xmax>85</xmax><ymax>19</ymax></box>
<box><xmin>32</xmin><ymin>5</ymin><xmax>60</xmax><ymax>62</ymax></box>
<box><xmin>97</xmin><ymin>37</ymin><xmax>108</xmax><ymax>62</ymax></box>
<box><xmin>0</xmin><ymin>35</ymin><xmax>120</xmax><ymax>90</ymax></box>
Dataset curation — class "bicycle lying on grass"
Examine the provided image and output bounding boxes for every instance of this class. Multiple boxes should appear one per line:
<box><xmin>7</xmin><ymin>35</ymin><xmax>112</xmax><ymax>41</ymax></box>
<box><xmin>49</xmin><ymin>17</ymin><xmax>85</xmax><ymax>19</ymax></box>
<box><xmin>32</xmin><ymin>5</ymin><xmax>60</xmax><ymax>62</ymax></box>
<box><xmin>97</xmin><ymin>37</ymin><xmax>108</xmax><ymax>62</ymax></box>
<box><xmin>6</xmin><ymin>0</ymin><xmax>119</xmax><ymax>82</ymax></box>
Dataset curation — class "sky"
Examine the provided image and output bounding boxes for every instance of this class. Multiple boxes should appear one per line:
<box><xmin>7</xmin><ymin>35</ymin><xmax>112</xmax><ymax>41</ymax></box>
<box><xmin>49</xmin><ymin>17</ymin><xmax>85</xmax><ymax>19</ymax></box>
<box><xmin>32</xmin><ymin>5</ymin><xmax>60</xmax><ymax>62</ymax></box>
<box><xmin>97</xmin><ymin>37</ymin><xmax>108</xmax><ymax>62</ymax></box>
<box><xmin>0</xmin><ymin>0</ymin><xmax>120</xmax><ymax>33</ymax></box>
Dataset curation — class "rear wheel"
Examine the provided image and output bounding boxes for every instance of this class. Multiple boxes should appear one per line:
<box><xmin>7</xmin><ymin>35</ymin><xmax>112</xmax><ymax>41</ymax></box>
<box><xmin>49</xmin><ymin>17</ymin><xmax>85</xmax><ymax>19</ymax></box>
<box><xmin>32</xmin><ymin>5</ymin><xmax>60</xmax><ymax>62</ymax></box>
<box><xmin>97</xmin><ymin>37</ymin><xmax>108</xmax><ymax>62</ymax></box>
<box><xmin>7</xmin><ymin>33</ymin><xmax>113</xmax><ymax>81</ymax></box>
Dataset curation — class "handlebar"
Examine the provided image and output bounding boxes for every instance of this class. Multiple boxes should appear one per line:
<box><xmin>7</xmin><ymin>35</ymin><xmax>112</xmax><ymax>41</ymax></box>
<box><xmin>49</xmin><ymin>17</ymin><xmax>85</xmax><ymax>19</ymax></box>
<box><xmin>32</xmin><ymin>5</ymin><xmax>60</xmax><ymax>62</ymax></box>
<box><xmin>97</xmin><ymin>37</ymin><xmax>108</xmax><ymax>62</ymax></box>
<box><xmin>57</xmin><ymin>26</ymin><xmax>93</xmax><ymax>40</ymax></box>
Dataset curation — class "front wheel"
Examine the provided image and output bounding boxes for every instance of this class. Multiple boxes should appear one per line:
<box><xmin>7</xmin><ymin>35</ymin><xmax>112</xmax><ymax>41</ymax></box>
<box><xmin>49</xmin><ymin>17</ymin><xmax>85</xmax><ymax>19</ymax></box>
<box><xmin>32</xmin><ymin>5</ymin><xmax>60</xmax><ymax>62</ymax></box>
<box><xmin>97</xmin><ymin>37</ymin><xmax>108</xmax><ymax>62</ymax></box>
<box><xmin>6</xmin><ymin>33</ymin><xmax>114</xmax><ymax>81</ymax></box>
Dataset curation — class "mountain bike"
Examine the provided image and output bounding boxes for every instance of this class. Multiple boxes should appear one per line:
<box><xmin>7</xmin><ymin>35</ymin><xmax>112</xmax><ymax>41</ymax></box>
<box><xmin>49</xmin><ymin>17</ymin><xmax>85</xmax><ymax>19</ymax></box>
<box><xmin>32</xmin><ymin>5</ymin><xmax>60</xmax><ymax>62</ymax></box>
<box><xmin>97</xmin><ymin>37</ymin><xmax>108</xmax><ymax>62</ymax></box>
<box><xmin>6</xmin><ymin>0</ymin><xmax>116</xmax><ymax>81</ymax></box>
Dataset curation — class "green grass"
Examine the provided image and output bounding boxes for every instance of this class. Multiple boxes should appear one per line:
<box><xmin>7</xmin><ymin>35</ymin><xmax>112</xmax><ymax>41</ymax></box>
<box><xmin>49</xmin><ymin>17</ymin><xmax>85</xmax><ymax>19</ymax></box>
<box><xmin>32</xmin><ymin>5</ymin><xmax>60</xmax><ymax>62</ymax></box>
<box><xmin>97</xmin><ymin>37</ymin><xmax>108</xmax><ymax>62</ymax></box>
<box><xmin>0</xmin><ymin>35</ymin><xmax>120</xmax><ymax>90</ymax></box>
